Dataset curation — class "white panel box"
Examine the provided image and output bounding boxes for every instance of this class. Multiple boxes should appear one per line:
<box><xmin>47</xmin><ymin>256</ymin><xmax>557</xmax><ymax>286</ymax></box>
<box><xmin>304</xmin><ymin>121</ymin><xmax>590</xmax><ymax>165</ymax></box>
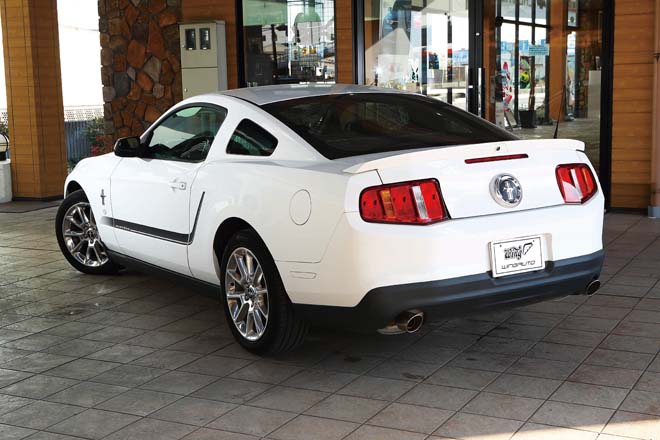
<box><xmin>0</xmin><ymin>160</ymin><xmax>12</xmax><ymax>203</ymax></box>
<box><xmin>180</xmin><ymin>21</ymin><xmax>228</xmax><ymax>99</ymax></box>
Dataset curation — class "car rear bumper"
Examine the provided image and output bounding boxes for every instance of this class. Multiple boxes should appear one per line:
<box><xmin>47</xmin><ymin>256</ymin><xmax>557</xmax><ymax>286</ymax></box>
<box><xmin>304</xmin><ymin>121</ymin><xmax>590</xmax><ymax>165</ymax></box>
<box><xmin>293</xmin><ymin>250</ymin><xmax>604</xmax><ymax>330</ymax></box>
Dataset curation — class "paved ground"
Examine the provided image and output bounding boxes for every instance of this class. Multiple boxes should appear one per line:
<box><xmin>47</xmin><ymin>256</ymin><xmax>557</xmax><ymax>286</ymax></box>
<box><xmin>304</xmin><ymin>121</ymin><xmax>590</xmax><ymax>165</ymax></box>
<box><xmin>0</xmin><ymin>208</ymin><xmax>658</xmax><ymax>440</ymax></box>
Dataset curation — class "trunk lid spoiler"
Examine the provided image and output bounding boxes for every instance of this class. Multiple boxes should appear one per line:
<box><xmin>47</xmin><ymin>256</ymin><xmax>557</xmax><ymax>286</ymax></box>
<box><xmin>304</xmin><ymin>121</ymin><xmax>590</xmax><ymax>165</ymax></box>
<box><xmin>342</xmin><ymin>139</ymin><xmax>585</xmax><ymax>174</ymax></box>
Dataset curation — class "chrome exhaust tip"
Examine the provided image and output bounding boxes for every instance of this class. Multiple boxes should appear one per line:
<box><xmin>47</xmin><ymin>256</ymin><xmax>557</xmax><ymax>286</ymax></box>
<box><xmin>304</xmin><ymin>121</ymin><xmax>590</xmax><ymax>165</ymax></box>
<box><xmin>396</xmin><ymin>310</ymin><xmax>425</xmax><ymax>333</ymax></box>
<box><xmin>377</xmin><ymin>310</ymin><xmax>425</xmax><ymax>335</ymax></box>
<box><xmin>585</xmin><ymin>279</ymin><xmax>601</xmax><ymax>296</ymax></box>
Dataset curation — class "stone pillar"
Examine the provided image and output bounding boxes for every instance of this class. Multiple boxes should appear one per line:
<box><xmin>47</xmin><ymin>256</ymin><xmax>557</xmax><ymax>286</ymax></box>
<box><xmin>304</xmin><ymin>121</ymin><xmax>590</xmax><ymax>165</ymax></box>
<box><xmin>0</xmin><ymin>0</ymin><xmax>67</xmax><ymax>199</ymax></box>
<box><xmin>99</xmin><ymin>0</ymin><xmax>182</xmax><ymax>145</ymax></box>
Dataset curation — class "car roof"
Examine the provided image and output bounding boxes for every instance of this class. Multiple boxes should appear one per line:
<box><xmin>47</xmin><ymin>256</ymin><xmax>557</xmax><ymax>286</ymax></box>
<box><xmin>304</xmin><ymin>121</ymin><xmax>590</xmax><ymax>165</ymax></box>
<box><xmin>211</xmin><ymin>84</ymin><xmax>404</xmax><ymax>106</ymax></box>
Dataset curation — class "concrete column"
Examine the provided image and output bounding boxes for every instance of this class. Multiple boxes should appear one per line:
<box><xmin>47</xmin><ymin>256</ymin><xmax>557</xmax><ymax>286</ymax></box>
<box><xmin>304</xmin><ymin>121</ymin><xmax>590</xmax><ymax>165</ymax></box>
<box><xmin>0</xmin><ymin>0</ymin><xmax>67</xmax><ymax>199</ymax></box>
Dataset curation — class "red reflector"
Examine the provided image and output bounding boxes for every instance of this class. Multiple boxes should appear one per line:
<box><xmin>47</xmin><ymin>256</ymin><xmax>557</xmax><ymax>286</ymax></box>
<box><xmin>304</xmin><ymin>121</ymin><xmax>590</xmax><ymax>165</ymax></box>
<box><xmin>465</xmin><ymin>154</ymin><xmax>529</xmax><ymax>164</ymax></box>
<box><xmin>359</xmin><ymin>179</ymin><xmax>449</xmax><ymax>225</ymax></box>
<box><xmin>556</xmin><ymin>163</ymin><xmax>598</xmax><ymax>204</ymax></box>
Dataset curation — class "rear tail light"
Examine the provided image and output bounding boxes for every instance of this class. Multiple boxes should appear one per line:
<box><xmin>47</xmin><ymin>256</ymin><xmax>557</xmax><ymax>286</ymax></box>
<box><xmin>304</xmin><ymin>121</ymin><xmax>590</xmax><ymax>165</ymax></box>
<box><xmin>556</xmin><ymin>164</ymin><xmax>598</xmax><ymax>204</ymax></box>
<box><xmin>360</xmin><ymin>179</ymin><xmax>449</xmax><ymax>224</ymax></box>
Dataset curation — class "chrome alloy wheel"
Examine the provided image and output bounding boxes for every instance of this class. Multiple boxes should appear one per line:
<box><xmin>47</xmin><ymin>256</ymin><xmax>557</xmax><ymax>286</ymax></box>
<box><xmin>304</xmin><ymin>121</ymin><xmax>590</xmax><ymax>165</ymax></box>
<box><xmin>61</xmin><ymin>202</ymin><xmax>109</xmax><ymax>267</ymax></box>
<box><xmin>225</xmin><ymin>247</ymin><xmax>270</xmax><ymax>341</ymax></box>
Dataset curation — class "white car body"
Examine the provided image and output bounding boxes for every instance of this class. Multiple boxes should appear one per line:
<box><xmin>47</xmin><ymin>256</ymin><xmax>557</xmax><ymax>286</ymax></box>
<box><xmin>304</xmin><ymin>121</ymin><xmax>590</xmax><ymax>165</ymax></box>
<box><xmin>64</xmin><ymin>84</ymin><xmax>604</xmax><ymax>332</ymax></box>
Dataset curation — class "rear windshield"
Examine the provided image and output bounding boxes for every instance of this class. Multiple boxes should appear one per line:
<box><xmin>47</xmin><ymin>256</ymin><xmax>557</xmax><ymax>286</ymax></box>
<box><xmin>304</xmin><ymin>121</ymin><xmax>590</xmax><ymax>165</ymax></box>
<box><xmin>262</xmin><ymin>93</ymin><xmax>518</xmax><ymax>159</ymax></box>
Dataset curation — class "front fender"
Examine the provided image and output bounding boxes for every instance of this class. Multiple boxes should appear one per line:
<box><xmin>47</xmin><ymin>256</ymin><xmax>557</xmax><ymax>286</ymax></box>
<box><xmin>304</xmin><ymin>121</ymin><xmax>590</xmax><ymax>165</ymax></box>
<box><xmin>64</xmin><ymin>153</ymin><xmax>123</xmax><ymax>250</ymax></box>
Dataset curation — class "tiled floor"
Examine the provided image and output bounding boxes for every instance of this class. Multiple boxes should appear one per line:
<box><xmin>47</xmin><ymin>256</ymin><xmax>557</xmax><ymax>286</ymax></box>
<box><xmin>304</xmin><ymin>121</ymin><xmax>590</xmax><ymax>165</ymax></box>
<box><xmin>0</xmin><ymin>208</ymin><xmax>659</xmax><ymax>440</ymax></box>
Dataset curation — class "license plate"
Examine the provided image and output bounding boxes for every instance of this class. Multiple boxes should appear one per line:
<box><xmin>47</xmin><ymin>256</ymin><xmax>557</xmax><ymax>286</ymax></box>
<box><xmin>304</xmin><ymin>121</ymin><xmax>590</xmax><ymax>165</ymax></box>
<box><xmin>490</xmin><ymin>236</ymin><xmax>544</xmax><ymax>277</ymax></box>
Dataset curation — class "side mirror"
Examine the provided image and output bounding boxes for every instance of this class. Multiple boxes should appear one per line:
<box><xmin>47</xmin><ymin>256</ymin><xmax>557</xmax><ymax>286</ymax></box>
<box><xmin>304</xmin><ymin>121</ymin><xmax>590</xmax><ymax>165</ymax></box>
<box><xmin>114</xmin><ymin>136</ymin><xmax>141</xmax><ymax>157</ymax></box>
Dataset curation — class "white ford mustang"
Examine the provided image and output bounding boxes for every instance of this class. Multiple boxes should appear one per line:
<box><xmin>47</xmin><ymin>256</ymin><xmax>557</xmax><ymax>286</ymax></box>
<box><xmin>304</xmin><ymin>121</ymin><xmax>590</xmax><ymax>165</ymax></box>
<box><xmin>56</xmin><ymin>84</ymin><xmax>604</xmax><ymax>353</ymax></box>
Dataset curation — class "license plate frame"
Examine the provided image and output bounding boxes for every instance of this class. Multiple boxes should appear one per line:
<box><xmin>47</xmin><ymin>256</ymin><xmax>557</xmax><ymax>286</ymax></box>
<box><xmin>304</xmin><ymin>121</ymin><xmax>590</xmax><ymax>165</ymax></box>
<box><xmin>490</xmin><ymin>236</ymin><xmax>545</xmax><ymax>278</ymax></box>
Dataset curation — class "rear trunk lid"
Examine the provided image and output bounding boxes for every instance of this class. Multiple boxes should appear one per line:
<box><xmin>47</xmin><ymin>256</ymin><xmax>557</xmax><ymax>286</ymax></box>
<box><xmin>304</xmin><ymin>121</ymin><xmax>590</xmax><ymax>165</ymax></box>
<box><xmin>342</xmin><ymin>139</ymin><xmax>590</xmax><ymax>219</ymax></box>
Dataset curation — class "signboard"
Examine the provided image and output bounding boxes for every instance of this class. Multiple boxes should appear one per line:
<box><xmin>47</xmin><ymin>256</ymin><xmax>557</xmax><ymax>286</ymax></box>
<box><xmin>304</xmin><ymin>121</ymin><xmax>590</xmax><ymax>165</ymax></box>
<box><xmin>242</xmin><ymin>0</ymin><xmax>286</xmax><ymax>26</ymax></box>
<box><xmin>453</xmin><ymin>49</ymin><xmax>469</xmax><ymax>66</ymax></box>
<box><xmin>501</xmin><ymin>41</ymin><xmax>515</xmax><ymax>53</ymax></box>
<box><xmin>529</xmin><ymin>44</ymin><xmax>549</xmax><ymax>57</ymax></box>
<box><xmin>519</xmin><ymin>40</ymin><xmax>529</xmax><ymax>55</ymax></box>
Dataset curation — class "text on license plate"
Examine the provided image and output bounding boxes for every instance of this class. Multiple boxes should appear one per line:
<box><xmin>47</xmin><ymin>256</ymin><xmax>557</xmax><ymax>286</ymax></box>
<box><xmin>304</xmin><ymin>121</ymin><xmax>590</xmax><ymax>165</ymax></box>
<box><xmin>490</xmin><ymin>236</ymin><xmax>544</xmax><ymax>277</ymax></box>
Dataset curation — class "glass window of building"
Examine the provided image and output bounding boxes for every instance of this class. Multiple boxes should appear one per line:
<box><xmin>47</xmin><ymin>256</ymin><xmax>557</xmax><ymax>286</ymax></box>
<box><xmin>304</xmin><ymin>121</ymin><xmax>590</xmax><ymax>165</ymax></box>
<box><xmin>496</xmin><ymin>0</ymin><xmax>550</xmax><ymax>127</ymax></box>
<box><xmin>242</xmin><ymin>0</ymin><xmax>336</xmax><ymax>86</ymax></box>
<box><xmin>495</xmin><ymin>0</ymin><xmax>604</xmax><ymax>173</ymax></box>
<box><xmin>363</xmin><ymin>0</ymin><xmax>474</xmax><ymax>112</ymax></box>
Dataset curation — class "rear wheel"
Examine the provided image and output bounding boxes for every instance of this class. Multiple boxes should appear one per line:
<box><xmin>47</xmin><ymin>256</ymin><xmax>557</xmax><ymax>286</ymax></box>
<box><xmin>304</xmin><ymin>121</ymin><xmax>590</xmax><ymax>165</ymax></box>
<box><xmin>56</xmin><ymin>190</ymin><xmax>119</xmax><ymax>275</ymax></box>
<box><xmin>220</xmin><ymin>229</ymin><xmax>308</xmax><ymax>354</ymax></box>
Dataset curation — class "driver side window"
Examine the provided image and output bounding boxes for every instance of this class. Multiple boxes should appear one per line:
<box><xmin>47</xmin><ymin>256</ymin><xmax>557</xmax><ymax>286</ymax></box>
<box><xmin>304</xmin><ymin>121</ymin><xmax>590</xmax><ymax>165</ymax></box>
<box><xmin>144</xmin><ymin>105</ymin><xmax>227</xmax><ymax>162</ymax></box>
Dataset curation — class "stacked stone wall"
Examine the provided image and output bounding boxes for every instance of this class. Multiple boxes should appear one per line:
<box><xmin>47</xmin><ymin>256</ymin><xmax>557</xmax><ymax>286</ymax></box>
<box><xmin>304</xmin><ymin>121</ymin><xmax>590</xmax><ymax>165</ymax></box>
<box><xmin>98</xmin><ymin>0</ymin><xmax>182</xmax><ymax>145</ymax></box>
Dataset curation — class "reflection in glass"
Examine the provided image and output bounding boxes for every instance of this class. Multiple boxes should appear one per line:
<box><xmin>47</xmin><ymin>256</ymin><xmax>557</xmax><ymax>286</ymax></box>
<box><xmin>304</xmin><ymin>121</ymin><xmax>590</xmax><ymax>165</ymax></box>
<box><xmin>364</xmin><ymin>0</ymin><xmax>471</xmax><ymax>111</ymax></box>
<box><xmin>498</xmin><ymin>23</ymin><xmax>516</xmax><ymax>122</ymax></box>
<box><xmin>242</xmin><ymin>0</ymin><xmax>335</xmax><ymax>86</ymax></box>
<box><xmin>496</xmin><ymin>0</ymin><xmax>604</xmax><ymax>174</ymax></box>
<box><xmin>519</xmin><ymin>0</ymin><xmax>532</xmax><ymax>22</ymax></box>
<box><xmin>200</xmin><ymin>28</ymin><xmax>211</xmax><ymax>50</ymax></box>
<box><xmin>497</xmin><ymin>1</ymin><xmax>552</xmax><ymax>129</ymax></box>
<box><xmin>535</xmin><ymin>0</ymin><xmax>548</xmax><ymax>24</ymax></box>
<box><xmin>185</xmin><ymin>29</ymin><xmax>196</xmax><ymax>50</ymax></box>
<box><xmin>500</xmin><ymin>0</ymin><xmax>516</xmax><ymax>21</ymax></box>
<box><xmin>534</xmin><ymin>27</ymin><xmax>548</xmax><ymax>119</ymax></box>
<box><xmin>518</xmin><ymin>25</ymin><xmax>533</xmax><ymax>111</ymax></box>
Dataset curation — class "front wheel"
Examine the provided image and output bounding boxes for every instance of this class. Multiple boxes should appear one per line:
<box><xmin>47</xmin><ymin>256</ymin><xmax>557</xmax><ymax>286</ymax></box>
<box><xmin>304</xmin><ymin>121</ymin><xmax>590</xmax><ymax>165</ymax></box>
<box><xmin>220</xmin><ymin>229</ymin><xmax>308</xmax><ymax>354</ymax></box>
<box><xmin>55</xmin><ymin>190</ymin><xmax>119</xmax><ymax>275</ymax></box>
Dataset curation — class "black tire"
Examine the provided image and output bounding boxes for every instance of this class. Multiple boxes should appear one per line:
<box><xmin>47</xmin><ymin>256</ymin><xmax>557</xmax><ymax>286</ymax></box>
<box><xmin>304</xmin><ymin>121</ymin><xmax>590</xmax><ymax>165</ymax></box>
<box><xmin>220</xmin><ymin>229</ymin><xmax>309</xmax><ymax>354</ymax></box>
<box><xmin>55</xmin><ymin>190</ymin><xmax>120</xmax><ymax>275</ymax></box>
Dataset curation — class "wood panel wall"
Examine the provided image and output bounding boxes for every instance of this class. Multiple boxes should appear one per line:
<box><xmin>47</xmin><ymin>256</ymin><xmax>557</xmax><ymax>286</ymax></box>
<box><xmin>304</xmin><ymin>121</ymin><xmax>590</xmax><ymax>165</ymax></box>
<box><xmin>611</xmin><ymin>0</ymin><xmax>656</xmax><ymax>208</ymax></box>
<box><xmin>548</xmin><ymin>0</ymin><xmax>568</xmax><ymax>120</ymax></box>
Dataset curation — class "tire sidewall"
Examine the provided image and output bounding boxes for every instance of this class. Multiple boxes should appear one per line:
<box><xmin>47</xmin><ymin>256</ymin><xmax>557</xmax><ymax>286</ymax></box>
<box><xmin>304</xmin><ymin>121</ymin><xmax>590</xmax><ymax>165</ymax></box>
<box><xmin>220</xmin><ymin>230</ymin><xmax>284</xmax><ymax>353</ymax></box>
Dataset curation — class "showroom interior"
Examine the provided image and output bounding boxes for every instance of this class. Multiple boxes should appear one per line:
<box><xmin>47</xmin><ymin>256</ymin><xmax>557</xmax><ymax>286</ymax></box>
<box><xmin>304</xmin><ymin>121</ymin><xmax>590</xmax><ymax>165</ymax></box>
<box><xmin>0</xmin><ymin>0</ymin><xmax>658</xmax><ymax>211</ymax></box>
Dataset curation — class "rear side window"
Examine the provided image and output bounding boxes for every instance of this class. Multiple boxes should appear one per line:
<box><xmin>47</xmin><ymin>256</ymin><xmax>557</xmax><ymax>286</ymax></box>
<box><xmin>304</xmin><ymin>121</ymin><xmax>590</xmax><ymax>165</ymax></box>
<box><xmin>227</xmin><ymin>119</ymin><xmax>278</xmax><ymax>157</ymax></box>
<box><xmin>263</xmin><ymin>93</ymin><xmax>517</xmax><ymax>159</ymax></box>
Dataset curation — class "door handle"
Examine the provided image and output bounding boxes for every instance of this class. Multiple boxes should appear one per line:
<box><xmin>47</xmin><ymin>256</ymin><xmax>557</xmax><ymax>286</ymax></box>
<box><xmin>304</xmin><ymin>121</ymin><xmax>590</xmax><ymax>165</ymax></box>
<box><xmin>169</xmin><ymin>181</ymin><xmax>187</xmax><ymax>190</ymax></box>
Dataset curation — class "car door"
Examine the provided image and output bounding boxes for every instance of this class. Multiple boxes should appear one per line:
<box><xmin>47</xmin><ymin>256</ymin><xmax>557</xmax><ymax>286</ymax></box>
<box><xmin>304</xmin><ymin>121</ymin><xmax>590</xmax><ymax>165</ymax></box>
<box><xmin>109</xmin><ymin>104</ymin><xmax>227</xmax><ymax>274</ymax></box>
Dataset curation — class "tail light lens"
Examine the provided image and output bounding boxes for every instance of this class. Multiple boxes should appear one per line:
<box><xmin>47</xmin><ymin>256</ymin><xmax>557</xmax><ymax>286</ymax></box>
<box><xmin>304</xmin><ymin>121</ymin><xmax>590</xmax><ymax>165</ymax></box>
<box><xmin>556</xmin><ymin>164</ymin><xmax>598</xmax><ymax>204</ymax></box>
<box><xmin>360</xmin><ymin>179</ymin><xmax>449</xmax><ymax>224</ymax></box>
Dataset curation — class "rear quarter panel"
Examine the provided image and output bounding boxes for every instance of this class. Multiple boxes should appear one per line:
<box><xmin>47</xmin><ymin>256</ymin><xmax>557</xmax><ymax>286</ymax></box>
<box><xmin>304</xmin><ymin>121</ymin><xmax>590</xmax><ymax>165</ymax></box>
<box><xmin>185</xmin><ymin>94</ymin><xmax>384</xmax><ymax>285</ymax></box>
<box><xmin>187</xmin><ymin>160</ymin><xmax>367</xmax><ymax>285</ymax></box>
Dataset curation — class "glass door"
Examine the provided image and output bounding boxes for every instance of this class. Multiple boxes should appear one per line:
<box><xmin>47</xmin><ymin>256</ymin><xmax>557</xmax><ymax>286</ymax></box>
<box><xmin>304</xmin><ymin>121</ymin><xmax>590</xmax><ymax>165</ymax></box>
<box><xmin>363</xmin><ymin>0</ymin><xmax>483</xmax><ymax>115</ymax></box>
<box><xmin>495</xmin><ymin>0</ymin><xmax>606</xmax><ymax>176</ymax></box>
<box><xmin>495</xmin><ymin>0</ymin><xmax>550</xmax><ymax>128</ymax></box>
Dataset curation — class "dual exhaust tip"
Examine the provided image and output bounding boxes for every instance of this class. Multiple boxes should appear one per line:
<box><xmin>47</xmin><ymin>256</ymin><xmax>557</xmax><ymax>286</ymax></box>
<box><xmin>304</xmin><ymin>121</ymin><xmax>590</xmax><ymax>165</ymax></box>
<box><xmin>378</xmin><ymin>310</ymin><xmax>425</xmax><ymax>335</ymax></box>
